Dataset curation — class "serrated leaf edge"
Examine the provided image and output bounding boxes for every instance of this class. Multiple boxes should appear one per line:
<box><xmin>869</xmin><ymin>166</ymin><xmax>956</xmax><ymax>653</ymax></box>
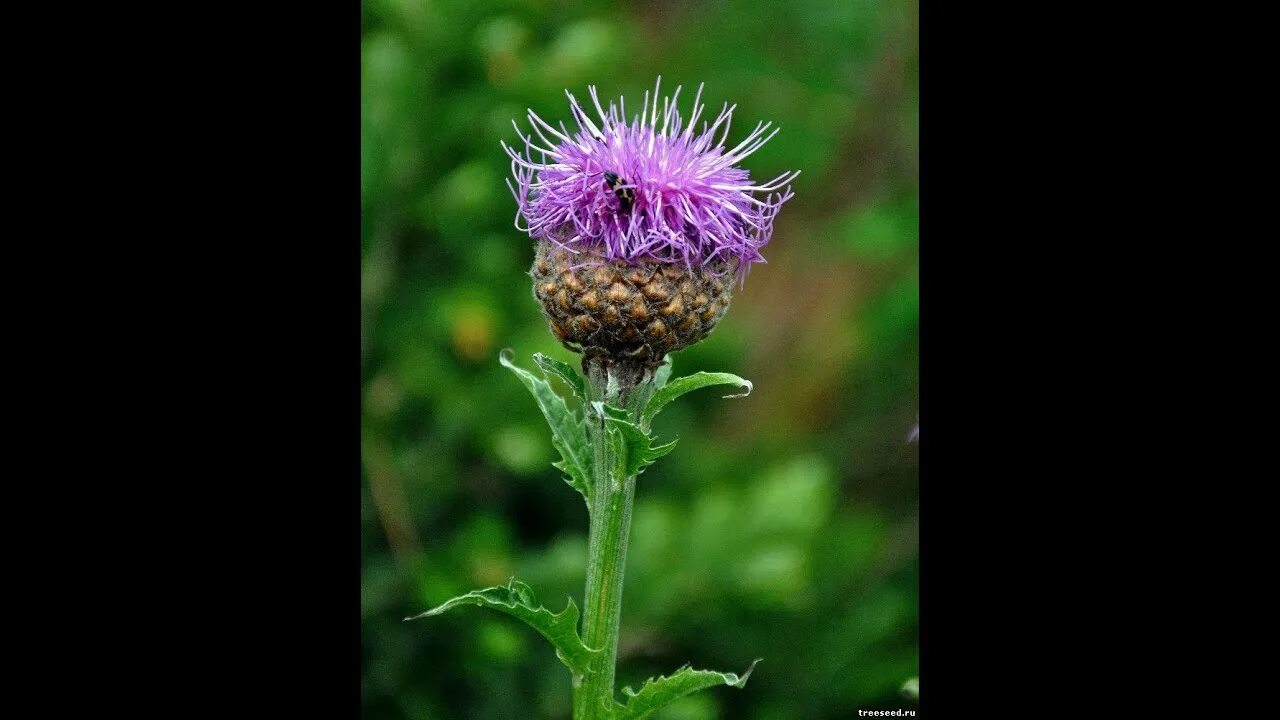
<box><xmin>404</xmin><ymin>577</ymin><xmax>602</xmax><ymax>675</ymax></box>
<box><xmin>532</xmin><ymin>352</ymin><xmax>587</xmax><ymax>401</ymax></box>
<box><xmin>500</xmin><ymin>349</ymin><xmax>594</xmax><ymax>501</ymax></box>
<box><xmin>602</xmin><ymin>412</ymin><xmax>677</xmax><ymax>477</ymax></box>
<box><xmin>615</xmin><ymin>659</ymin><xmax>762</xmax><ymax>720</ymax></box>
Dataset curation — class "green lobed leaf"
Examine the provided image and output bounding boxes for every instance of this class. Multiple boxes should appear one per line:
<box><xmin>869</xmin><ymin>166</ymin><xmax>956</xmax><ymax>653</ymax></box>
<box><xmin>615</xmin><ymin>660</ymin><xmax>761</xmax><ymax>719</ymax></box>
<box><xmin>405</xmin><ymin>578</ymin><xmax>600</xmax><ymax>675</ymax></box>
<box><xmin>533</xmin><ymin>352</ymin><xmax>587</xmax><ymax>401</ymax></box>
<box><xmin>603</xmin><ymin>410</ymin><xmax>678</xmax><ymax>478</ymax></box>
<box><xmin>500</xmin><ymin>349</ymin><xmax>593</xmax><ymax>500</ymax></box>
<box><xmin>640</xmin><ymin>371</ymin><xmax>753</xmax><ymax>431</ymax></box>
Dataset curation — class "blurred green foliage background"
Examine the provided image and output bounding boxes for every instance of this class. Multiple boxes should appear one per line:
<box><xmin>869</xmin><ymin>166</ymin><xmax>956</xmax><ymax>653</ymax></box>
<box><xmin>362</xmin><ymin>0</ymin><xmax>917</xmax><ymax>717</ymax></box>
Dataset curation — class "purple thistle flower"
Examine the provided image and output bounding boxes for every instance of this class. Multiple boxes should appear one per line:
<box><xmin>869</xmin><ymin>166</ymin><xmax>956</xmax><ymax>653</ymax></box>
<box><xmin>502</xmin><ymin>78</ymin><xmax>799</xmax><ymax>282</ymax></box>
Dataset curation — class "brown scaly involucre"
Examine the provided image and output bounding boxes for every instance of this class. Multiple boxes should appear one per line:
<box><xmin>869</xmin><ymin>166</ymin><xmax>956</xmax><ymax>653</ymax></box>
<box><xmin>531</xmin><ymin>241</ymin><xmax>733</xmax><ymax>388</ymax></box>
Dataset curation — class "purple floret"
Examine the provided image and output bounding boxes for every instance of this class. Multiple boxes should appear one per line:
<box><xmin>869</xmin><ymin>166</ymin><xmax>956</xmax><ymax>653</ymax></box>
<box><xmin>503</xmin><ymin>78</ymin><xmax>798</xmax><ymax>281</ymax></box>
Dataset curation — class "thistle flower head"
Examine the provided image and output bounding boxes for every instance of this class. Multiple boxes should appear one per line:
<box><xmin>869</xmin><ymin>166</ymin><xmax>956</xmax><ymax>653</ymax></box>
<box><xmin>503</xmin><ymin>78</ymin><xmax>798</xmax><ymax>283</ymax></box>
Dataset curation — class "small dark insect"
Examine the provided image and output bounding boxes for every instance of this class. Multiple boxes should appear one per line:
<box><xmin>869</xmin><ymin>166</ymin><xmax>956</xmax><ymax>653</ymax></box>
<box><xmin>602</xmin><ymin>171</ymin><xmax>635</xmax><ymax>212</ymax></box>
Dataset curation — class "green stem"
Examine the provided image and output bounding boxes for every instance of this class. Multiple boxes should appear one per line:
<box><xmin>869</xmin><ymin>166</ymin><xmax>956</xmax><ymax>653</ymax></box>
<box><xmin>573</xmin><ymin>369</ymin><xmax>641</xmax><ymax>719</ymax></box>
